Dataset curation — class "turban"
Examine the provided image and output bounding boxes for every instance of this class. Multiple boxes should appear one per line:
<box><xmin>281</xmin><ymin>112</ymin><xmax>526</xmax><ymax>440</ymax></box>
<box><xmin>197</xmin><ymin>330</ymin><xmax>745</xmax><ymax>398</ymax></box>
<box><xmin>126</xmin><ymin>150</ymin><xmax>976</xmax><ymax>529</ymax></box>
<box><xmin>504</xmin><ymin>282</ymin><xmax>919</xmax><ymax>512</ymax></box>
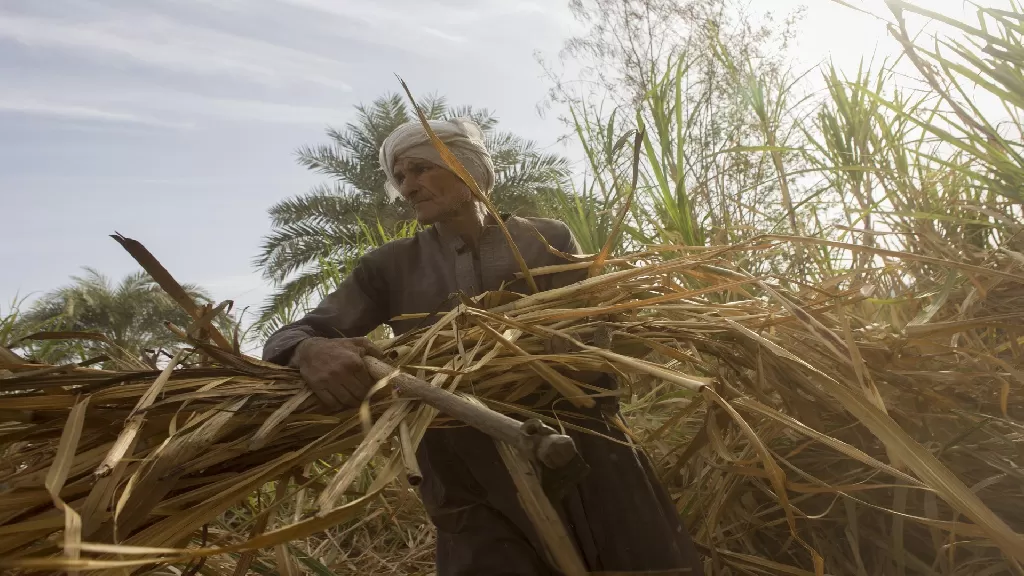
<box><xmin>379</xmin><ymin>118</ymin><xmax>495</xmax><ymax>200</ymax></box>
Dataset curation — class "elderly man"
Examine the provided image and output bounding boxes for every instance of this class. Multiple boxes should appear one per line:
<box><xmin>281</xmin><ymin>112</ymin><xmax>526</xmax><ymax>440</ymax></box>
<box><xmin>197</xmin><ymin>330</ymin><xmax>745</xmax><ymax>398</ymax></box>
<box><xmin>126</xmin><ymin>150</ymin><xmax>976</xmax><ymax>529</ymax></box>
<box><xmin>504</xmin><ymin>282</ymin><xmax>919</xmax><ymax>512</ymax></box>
<box><xmin>263</xmin><ymin>118</ymin><xmax>703</xmax><ymax>575</ymax></box>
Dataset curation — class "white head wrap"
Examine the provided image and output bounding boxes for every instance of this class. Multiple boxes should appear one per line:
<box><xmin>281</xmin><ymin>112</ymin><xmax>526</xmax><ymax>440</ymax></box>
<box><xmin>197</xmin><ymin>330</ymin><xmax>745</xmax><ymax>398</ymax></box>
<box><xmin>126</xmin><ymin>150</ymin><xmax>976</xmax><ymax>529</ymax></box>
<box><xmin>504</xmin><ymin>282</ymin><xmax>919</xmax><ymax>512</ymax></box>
<box><xmin>379</xmin><ymin>118</ymin><xmax>495</xmax><ymax>200</ymax></box>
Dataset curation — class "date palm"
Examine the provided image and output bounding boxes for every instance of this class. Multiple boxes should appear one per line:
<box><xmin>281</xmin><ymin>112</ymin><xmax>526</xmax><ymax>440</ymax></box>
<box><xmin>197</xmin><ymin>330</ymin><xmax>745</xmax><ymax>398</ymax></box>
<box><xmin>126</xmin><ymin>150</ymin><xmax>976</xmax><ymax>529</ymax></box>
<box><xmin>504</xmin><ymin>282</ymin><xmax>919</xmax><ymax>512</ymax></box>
<box><xmin>16</xmin><ymin>268</ymin><xmax>225</xmax><ymax>367</ymax></box>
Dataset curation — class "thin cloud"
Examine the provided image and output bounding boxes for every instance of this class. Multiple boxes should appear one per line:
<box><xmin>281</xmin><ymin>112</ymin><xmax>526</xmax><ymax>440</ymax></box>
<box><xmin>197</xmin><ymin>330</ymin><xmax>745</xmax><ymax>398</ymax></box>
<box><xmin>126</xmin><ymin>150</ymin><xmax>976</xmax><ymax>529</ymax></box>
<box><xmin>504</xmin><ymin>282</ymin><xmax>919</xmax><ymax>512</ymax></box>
<box><xmin>0</xmin><ymin>98</ymin><xmax>192</xmax><ymax>128</ymax></box>
<box><xmin>422</xmin><ymin>27</ymin><xmax>467</xmax><ymax>43</ymax></box>
<box><xmin>0</xmin><ymin>12</ymin><xmax>353</xmax><ymax>90</ymax></box>
<box><xmin>279</xmin><ymin>0</ymin><xmax>549</xmax><ymax>26</ymax></box>
<box><xmin>2</xmin><ymin>81</ymin><xmax>353</xmax><ymax>128</ymax></box>
<box><xmin>140</xmin><ymin>92</ymin><xmax>354</xmax><ymax>125</ymax></box>
<box><xmin>274</xmin><ymin>0</ymin><xmax>481</xmax><ymax>44</ymax></box>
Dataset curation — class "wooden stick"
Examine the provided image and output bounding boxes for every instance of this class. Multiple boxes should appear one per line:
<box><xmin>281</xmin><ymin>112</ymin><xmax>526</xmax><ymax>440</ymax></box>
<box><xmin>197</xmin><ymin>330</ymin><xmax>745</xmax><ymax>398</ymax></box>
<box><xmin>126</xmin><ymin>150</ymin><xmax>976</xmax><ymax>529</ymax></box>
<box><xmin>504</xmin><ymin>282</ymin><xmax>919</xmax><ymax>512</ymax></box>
<box><xmin>363</xmin><ymin>357</ymin><xmax>578</xmax><ymax>469</ymax></box>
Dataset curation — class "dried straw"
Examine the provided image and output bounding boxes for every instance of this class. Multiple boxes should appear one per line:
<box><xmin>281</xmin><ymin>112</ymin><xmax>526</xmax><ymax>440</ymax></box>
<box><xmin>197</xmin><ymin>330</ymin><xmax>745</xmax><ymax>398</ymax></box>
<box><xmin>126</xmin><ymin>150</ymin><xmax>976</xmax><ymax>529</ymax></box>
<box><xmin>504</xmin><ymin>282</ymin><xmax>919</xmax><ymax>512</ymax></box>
<box><xmin>2</xmin><ymin>236</ymin><xmax>1023</xmax><ymax>575</ymax></box>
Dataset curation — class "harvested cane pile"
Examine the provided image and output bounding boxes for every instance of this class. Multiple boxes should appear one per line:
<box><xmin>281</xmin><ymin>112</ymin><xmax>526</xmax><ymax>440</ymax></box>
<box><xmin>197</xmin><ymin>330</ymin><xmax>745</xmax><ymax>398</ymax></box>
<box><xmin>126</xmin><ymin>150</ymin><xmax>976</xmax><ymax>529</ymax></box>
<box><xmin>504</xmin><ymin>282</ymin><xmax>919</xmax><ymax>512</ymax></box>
<box><xmin>2</xmin><ymin>236</ymin><xmax>1024</xmax><ymax>575</ymax></box>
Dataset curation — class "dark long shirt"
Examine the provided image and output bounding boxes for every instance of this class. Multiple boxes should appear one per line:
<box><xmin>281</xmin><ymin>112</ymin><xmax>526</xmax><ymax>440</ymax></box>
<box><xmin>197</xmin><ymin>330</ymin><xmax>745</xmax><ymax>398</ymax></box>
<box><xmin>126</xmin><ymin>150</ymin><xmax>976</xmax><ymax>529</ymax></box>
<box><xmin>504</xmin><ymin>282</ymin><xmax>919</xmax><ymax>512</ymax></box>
<box><xmin>263</xmin><ymin>215</ymin><xmax>703</xmax><ymax>575</ymax></box>
<box><xmin>263</xmin><ymin>216</ymin><xmax>584</xmax><ymax>364</ymax></box>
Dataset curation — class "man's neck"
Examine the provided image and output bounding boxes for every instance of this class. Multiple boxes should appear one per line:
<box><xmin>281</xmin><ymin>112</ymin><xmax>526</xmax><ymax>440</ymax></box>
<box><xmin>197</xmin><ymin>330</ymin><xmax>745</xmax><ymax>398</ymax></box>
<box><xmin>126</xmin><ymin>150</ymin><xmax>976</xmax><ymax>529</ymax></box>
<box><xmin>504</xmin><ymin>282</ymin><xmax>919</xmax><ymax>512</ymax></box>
<box><xmin>437</xmin><ymin>201</ymin><xmax>490</xmax><ymax>252</ymax></box>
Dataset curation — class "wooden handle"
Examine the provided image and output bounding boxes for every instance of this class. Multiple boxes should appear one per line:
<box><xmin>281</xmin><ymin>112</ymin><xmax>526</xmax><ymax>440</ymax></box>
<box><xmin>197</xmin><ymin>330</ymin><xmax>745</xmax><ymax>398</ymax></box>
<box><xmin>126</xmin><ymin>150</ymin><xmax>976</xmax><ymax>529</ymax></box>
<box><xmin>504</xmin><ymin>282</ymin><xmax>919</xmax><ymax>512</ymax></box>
<box><xmin>364</xmin><ymin>356</ymin><xmax>578</xmax><ymax>469</ymax></box>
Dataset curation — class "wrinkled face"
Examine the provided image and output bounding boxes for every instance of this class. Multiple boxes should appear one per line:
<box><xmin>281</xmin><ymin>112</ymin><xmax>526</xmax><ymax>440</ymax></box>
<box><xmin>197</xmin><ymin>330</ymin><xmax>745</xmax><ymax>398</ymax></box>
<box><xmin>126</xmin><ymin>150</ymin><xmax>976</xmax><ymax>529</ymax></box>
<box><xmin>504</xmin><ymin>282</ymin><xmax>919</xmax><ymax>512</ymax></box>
<box><xmin>392</xmin><ymin>157</ymin><xmax>472</xmax><ymax>225</ymax></box>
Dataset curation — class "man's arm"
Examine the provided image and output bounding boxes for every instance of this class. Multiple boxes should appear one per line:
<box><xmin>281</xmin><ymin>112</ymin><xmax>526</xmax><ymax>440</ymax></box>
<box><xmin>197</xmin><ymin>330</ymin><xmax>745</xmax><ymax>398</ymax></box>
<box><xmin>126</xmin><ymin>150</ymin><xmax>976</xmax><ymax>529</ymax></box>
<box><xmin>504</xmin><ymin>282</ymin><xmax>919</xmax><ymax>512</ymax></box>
<box><xmin>548</xmin><ymin>221</ymin><xmax>589</xmax><ymax>289</ymax></box>
<box><xmin>262</xmin><ymin>251</ymin><xmax>389</xmax><ymax>366</ymax></box>
<box><xmin>262</xmin><ymin>249</ymin><xmax>390</xmax><ymax>411</ymax></box>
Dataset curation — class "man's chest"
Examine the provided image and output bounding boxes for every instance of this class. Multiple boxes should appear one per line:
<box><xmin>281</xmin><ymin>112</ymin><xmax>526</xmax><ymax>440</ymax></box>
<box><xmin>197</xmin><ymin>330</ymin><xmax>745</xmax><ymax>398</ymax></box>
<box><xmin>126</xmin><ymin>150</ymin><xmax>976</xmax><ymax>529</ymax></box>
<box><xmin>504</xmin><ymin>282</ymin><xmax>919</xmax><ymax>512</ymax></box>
<box><xmin>386</xmin><ymin>233</ymin><xmax>542</xmax><ymax>335</ymax></box>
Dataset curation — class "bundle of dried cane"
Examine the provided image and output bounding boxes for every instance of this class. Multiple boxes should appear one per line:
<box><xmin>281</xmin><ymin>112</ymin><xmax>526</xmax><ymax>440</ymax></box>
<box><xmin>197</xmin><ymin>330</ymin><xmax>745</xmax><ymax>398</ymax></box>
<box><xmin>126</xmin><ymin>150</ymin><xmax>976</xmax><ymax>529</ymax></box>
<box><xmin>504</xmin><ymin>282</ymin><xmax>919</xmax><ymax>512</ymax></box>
<box><xmin>3</xmin><ymin>233</ymin><xmax>1024</xmax><ymax>575</ymax></box>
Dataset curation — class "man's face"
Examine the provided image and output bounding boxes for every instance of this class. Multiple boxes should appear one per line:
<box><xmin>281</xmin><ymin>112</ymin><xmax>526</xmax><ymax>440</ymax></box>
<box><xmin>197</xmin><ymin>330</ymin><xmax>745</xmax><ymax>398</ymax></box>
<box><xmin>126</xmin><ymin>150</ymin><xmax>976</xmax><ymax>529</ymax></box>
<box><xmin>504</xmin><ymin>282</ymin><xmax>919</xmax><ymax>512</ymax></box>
<box><xmin>392</xmin><ymin>157</ymin><xmax>472</xmax><ymax>225</ymax></box>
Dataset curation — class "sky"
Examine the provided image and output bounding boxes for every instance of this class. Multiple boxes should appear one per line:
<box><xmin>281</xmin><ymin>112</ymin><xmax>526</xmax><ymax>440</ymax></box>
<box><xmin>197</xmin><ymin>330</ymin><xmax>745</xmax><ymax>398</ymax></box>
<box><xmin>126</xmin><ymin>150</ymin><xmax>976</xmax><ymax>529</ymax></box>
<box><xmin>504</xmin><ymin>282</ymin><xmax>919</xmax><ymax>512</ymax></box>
<box><xmin>0</xmin><ymin>0</ymin><xmax>994</xmax><ymax>330</ymax></box>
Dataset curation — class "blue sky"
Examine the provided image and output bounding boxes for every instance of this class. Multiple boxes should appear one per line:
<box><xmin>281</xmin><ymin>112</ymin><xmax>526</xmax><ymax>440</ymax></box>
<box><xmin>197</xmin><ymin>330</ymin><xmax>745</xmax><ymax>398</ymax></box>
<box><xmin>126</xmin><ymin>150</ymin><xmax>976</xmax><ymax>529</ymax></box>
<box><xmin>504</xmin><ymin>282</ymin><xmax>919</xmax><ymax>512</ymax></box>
<box><xmin>0</xmin><ymin>0</ymin><xmax>988</xmax><ymax>329</ymax></box>
<box><xmin>1</xmin><ymin>0</ymin><xmax>579</xmax><ymax>321</ymax></box>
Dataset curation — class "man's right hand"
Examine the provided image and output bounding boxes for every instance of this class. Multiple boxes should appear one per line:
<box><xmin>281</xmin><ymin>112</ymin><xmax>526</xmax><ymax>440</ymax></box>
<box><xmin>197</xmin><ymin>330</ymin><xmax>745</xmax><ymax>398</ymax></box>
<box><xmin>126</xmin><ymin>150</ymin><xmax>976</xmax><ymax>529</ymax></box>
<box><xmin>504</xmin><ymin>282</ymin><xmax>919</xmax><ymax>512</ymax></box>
<box><xmin>291</xmin><ymin>337</ymin><xmax>386</xmax><ymax>411</ymax></box>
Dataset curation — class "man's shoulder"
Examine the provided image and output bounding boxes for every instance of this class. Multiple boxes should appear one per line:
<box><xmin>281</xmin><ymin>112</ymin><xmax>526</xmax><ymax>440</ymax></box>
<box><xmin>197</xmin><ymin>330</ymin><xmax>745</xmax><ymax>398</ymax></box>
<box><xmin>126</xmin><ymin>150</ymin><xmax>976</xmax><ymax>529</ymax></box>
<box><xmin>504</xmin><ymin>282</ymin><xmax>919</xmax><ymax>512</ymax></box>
<box><xmin>509</xmin><ymin>216</ymin><xmax>571</xmax><ymax>239</ymax></box>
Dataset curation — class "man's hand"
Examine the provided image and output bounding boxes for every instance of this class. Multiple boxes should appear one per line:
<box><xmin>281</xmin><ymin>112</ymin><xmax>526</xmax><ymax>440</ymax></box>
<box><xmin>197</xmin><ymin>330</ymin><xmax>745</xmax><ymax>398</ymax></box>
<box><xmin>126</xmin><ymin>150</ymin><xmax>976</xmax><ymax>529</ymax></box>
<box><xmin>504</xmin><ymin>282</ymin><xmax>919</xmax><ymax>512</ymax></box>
<box><xmin>291</xmin><ymin>337</ymin><xmax>386</xmax><ymax>411</ymax></box>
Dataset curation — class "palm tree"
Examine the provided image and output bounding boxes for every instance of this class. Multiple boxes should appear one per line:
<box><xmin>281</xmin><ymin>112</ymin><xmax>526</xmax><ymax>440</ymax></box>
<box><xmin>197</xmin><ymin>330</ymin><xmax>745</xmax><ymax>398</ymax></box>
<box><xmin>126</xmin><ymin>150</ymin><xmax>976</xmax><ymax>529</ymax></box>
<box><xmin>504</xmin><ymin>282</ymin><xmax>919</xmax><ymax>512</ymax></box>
<box><xmin>253</xmin><ymin>93</ymin><xmax>569</xmax><ymax>336</ymax></box>
<box><xmin>16</xmin><ymin>268</ymin><xmax>225</xmax><ymax>367</ymax></box>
